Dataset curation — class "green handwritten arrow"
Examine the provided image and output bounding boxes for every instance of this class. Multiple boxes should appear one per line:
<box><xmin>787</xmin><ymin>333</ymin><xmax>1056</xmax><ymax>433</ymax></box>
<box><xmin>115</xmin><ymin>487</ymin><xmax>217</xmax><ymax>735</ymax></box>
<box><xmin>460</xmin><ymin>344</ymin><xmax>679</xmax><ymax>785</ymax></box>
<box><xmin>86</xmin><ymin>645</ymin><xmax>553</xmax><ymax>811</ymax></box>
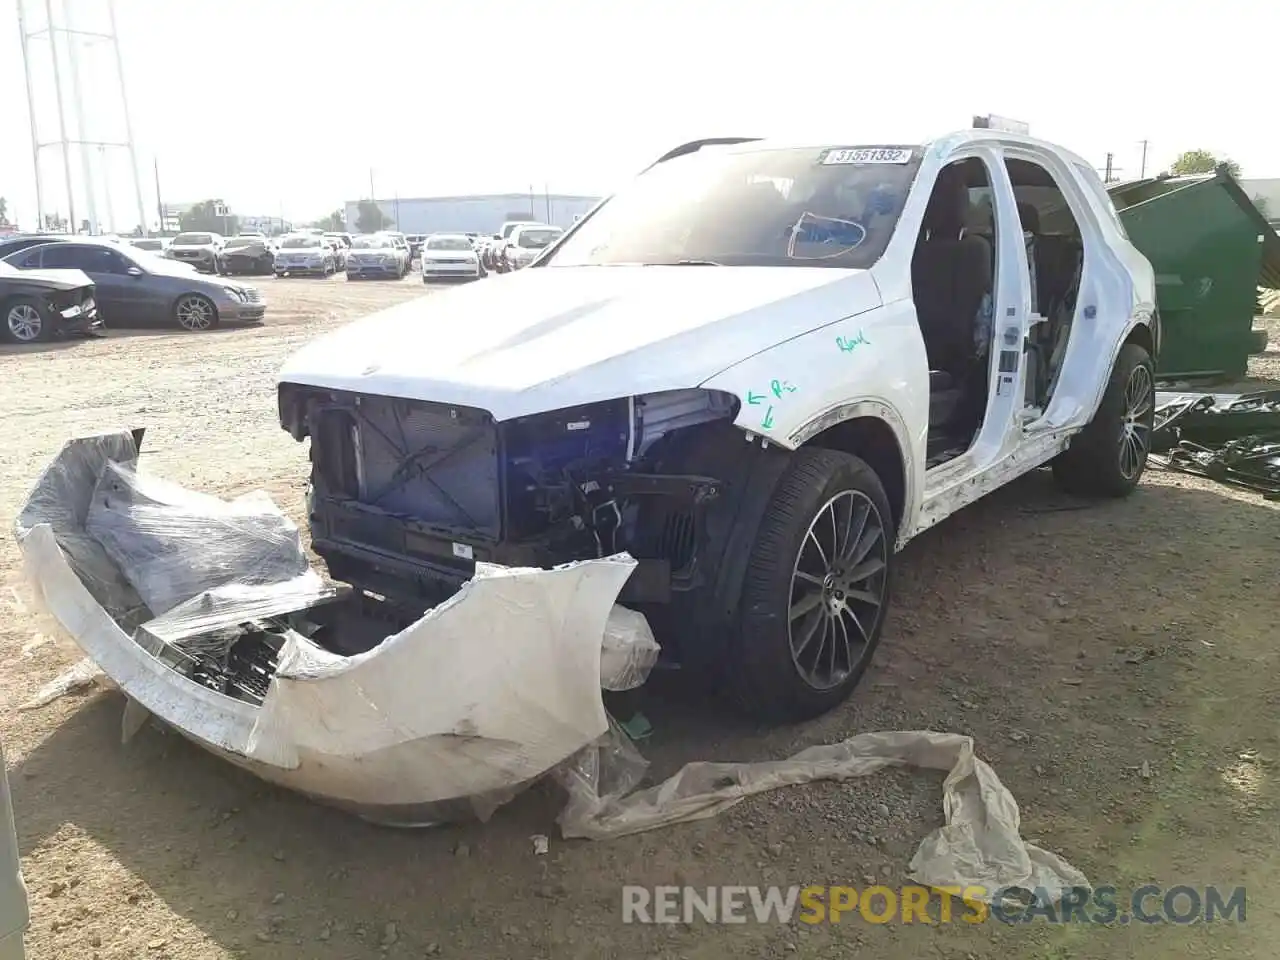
<box><xmin>747</xmin><ymin>391</ymin><xmax>765</xmax><ymax>405</ymax></box>
<box><xmin>761</xmin><ymin>406</ymin><xmax>775</xmax><ymax>430</ymax></box>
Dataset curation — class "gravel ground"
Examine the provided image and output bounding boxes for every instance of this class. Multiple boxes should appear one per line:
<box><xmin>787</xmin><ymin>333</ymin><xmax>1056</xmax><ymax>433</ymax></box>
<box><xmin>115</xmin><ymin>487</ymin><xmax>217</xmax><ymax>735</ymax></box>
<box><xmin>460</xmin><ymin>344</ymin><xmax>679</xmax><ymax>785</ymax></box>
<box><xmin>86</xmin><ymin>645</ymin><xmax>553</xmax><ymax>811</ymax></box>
<box><xmin>1</xmin><ymin>277</ymin><xmax>1278</xmax><ymax>960</ymax></box>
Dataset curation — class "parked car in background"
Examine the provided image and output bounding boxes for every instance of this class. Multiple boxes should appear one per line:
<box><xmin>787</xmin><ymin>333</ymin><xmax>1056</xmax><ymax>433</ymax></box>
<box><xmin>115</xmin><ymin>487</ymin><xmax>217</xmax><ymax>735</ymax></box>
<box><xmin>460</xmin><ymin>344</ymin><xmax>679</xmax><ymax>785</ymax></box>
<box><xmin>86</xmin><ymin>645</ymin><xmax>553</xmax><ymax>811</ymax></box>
<box><xmin>322</xmin><ymin>231</ymin><xmax>353</xmax><ymax>252</ymax></box>
<box><xmin>218</xmin><ymin>236</ymin><xmax>275</xmax><ymax>276</ymax></box>
<box><xmin>420</xmin><ymin>233</ymin><xmax>484</xmax><ymax>283</ymax></box>
<box><xmin>273</xmin><ymin>234</ymin><xmax>337</xmax><ymax>277</ymax></box>
<box><xmin>0</xmin><ymin>260</ymin><xmax>101</xmax><ymax>343</ymax></box>
<box><xmin>6</xmin><ymin>239</ymin><xmax>266</xmax><ymax>331</ymax></box>
<box><xmin>382</xmin><ymin>231</ymin><xmax>412</xmax><ymax>264</ymax></box>
<box><xmin>276</xmin><ymin>131</ymin><xmax>1160</xmax><ymax>722</ymax></box>
<box><xmin>504</xmin><ymin>224</ymin><xmax>564</xmax><ymax>270</ymax></box>
<box><xmin>165</xmin><ymin>232</ymin><xmax>224</xmax><ymax>273</ymax></box>
<box><xmin>345</xmin><ymin>233</ymin><xmax>408</xmax><ymax>279</ymax></box>
<box><xmin>128</xmin><ymin>237</ymin><xmax>169</xmax><ymax>257</ymax></box>
<box><xmin>0</xmin><ymin>235</ymin><xmax>69</xmax><ymax>261</ymax></box>
<box><xmin>323</xmin><ymin>237</ymin><xmax>348</xmax><ymax>271</ymax></box>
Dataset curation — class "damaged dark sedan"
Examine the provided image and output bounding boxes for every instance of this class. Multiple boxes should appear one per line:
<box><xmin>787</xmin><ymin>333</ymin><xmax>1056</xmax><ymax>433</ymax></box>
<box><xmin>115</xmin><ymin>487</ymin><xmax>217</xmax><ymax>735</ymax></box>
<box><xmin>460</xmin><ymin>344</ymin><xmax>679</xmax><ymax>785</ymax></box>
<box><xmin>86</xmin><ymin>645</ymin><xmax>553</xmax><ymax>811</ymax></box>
<box><xmin>0</xmin><ymin>261</ymin><xmax>101</xmax><ymax>343</ymax></box>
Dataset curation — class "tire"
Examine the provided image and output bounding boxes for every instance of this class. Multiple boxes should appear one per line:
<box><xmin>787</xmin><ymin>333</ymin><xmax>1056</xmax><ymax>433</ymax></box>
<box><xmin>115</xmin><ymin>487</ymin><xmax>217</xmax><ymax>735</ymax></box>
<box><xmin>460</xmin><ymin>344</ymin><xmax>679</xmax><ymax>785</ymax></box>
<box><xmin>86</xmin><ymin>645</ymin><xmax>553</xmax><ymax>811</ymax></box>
<box><xmin>173</xmin><ymin>294</ymin><xmax>218</xmax><ymax>331</ymax></box>
<box><xmin>2</xmin><ymin>297</ymin><xmax>51</xmax><ymax>344</ymax></box>
<box><xmin>726</xmin><ymin>448</ymin><xmax>895</xmax><ymax>721</ymax></box>
<box><xmin>1052</xmin><ymin>342</ymin><xmax>1155</xmax><ymax>497</ymax></box>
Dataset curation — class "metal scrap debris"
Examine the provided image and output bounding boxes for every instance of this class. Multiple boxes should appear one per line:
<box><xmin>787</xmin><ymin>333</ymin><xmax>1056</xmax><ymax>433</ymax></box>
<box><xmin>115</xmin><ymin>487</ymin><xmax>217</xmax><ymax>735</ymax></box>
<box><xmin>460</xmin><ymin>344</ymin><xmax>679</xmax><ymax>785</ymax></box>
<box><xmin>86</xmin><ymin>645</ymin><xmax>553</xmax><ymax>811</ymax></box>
<box><xmin>1150</xmin><ymin>390</ymin><xmax>1280</xmax><ymax>499</ymax></box>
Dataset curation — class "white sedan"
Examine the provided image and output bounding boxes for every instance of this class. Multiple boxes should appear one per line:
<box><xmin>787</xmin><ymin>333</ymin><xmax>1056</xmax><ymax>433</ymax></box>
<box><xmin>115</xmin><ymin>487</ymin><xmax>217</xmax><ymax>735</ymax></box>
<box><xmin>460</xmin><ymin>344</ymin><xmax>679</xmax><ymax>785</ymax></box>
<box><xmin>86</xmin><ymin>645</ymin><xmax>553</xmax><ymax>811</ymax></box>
<box><xmin>503</xmin><ymin>224</ymin><xmax>564</xmax><ymax>270</ymax></box>
<box><xmin>420</xmin><ymin>233</ymin><xmax>484</xmax><ymax>283</ymax></box>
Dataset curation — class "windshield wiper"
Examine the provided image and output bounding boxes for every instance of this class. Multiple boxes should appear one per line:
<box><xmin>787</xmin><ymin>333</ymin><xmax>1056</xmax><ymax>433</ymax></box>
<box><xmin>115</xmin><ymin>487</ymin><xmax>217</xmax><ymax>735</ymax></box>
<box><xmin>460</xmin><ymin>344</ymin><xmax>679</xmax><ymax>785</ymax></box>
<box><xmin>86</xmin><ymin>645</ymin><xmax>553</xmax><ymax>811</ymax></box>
<box><xmin>649</xmin><ymin>259</ymin><xmax>724</xmax><ymax>267</ymax></box>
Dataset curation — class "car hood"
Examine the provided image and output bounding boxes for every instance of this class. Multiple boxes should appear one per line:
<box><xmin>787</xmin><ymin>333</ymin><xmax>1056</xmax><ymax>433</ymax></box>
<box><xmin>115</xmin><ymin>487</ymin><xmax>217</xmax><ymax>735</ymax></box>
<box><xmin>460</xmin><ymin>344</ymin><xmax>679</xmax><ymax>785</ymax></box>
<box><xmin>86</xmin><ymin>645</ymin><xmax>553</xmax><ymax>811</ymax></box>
<box><xmin>347</xmin><ymin>247</ymin><xmax>396</xmax><ymax>255</ymax></box>
<box><xmin>276</xmin><ymin>247</ymin><xmax>326</xmax><ymax>256</ymax></box>
<box><xmin>6</xmin><ymin>267</ymin><xmax>93</xmax><ymax>291</ymax></box>
<box><xmin>279</xmin><ymin>264</ymin><xmax>882</xmax><ymax>421</ymax></box>
<box><xmin>223</xmin><ymin>244</ymin><xmax>269</xmax><ymax>255</ymax></box>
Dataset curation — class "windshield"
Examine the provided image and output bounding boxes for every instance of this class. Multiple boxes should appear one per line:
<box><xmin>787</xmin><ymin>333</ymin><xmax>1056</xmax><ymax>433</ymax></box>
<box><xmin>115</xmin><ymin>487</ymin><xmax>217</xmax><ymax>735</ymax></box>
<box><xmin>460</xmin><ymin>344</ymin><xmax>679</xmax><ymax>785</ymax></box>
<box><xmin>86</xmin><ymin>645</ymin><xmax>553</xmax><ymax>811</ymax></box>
<box><xmin>351</xmin><ymin>235</ymin><xmax>388</xmax><ymax>249</ymax></box>
<box><xmin>547</xmin><ymin>144</ymin><xmax>921</xmax><ymax>268</ymax></box>
<box><xmin>517</xmin><ymin>228</ymin><xmax>562</xmax><ymax>249</ymax></box>
<box><xmin>224</xmin><ymin>237</ymin><xmax>258</xmax><ymax>249</ymax></box>
<box><xmin>173</xmin><ymin>233</ymin><xmax>213</xmax><ymax>245</ymax></box>
<box><xmin>281</xmin><ymin>236</ymin><xmax>322</xmax><ymax>248</ymax></box>
<box><xmin>426</xmin><ymin>236</ymin><xmax>473</xmax><ymax>251</ymax></box>
<box><xmin>500</xmin><ymin>222</ymin><xmax>532</xmax><ymax>239</ymax></box>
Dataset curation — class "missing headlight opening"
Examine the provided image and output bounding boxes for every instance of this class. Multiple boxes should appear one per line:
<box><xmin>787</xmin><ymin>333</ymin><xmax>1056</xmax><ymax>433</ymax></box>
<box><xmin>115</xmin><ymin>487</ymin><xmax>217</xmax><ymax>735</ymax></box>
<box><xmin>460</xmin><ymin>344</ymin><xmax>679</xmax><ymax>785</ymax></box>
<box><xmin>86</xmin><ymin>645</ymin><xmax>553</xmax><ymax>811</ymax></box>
<box><xmin>278</xmin><ymin>385</ymin><xmax>747</xmax><ymax>646</ymax></box>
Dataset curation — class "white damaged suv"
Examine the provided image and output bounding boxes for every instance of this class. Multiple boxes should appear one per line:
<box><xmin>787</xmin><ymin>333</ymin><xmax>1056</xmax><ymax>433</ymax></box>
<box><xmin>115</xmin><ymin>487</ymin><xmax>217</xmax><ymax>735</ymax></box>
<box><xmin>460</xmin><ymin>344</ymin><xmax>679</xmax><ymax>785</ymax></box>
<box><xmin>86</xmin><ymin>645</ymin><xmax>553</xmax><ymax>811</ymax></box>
<box><xmin>278</xmin><ymin>132</ymin><xmax>1158</xmax><ymax>721</ymax></box>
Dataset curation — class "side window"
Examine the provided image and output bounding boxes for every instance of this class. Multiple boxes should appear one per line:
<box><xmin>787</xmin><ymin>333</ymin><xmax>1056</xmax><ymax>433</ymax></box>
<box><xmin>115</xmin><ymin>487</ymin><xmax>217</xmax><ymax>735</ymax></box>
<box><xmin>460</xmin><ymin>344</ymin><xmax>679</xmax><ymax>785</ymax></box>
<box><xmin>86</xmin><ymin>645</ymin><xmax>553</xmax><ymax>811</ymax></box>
<box><xmin>16</xmin><ymin>248</ymin><xmax>43</xmax><ymax>268</ymax></box>
<box><xmin>41</xmin><ymin>245</ymin><xmax>81</xmax><ymax>269</ymax></box>
<box><xmin>89</xmin><ymin>248</ymin><xmax>130</xmax><ymax>274</ymax></box>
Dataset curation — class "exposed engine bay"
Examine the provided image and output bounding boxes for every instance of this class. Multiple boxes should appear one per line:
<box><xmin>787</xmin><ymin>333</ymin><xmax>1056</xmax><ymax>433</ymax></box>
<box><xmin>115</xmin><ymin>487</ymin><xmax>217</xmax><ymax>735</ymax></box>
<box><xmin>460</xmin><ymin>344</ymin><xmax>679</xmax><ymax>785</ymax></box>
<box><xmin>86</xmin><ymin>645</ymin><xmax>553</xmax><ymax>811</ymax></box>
<box><xmin>277</xmin><ymin>385</ymin><xmax>777</xmax><ymax>658</ymax></box>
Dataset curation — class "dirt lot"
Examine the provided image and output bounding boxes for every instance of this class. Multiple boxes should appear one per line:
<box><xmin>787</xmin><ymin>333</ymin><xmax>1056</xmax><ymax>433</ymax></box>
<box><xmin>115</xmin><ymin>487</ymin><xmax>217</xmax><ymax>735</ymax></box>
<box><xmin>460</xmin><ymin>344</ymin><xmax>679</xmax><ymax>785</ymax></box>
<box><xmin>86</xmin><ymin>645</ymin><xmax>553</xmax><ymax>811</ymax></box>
<box><xmin>1</xmin><ymin>282</ymin><xmax>1278</xmax><ymax>960</ymax></box>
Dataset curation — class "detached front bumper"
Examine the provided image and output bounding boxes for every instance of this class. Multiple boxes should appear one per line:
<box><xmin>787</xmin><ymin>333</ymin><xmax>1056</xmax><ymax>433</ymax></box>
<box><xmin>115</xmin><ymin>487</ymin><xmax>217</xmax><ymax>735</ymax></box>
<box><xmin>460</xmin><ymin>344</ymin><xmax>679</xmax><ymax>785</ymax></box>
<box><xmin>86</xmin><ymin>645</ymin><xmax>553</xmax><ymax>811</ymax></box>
<box><xmin>14</xmin><ymin>431</ymin><xmax>657</xmax><ymax>825</ymax></box>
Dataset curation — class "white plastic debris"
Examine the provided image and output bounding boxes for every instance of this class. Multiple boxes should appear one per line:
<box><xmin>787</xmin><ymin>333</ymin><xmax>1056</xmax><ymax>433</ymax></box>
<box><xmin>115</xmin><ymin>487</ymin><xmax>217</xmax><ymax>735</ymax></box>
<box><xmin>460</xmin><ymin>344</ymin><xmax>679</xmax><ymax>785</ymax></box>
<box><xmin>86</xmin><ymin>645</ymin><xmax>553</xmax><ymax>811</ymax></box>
<box><xmin>19</xmin><ymin>657</ymin><xmax>104</xmax><ymax>711</ymax></box>
<box><xmin>530</xmin><ymin>834</ymin><xmax>549</xmax><ymax>855</ymax></box>
<box><xmin>557</xmin><ymin>725</ymin><xmax>1088</xmax><ymax>901</ymax></box>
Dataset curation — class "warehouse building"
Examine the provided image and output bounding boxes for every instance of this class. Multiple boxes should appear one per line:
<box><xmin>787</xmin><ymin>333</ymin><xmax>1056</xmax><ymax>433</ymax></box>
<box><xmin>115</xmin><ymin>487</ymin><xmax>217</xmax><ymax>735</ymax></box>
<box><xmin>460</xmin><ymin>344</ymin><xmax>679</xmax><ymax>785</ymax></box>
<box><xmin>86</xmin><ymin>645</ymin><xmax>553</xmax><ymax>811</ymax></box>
<box><xmin>343</xmin><ymin>193</ymin><xmax>601</xmax><ymax>236</ymax></box>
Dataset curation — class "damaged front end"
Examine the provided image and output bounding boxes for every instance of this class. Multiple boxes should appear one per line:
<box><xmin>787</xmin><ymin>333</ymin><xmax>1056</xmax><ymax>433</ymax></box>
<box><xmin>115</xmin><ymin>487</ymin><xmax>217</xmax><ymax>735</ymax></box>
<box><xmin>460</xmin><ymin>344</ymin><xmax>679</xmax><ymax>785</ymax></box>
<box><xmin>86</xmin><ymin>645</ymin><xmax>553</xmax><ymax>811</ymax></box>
<box><xmin>278</xmin><ymin>385</ymin><xmax>749</xmax><ymax>630</ymax></box>
<box><xmin>15</xmin><ymin>431</ymin><xmax>661</xmax><ymax>825</ymax></box>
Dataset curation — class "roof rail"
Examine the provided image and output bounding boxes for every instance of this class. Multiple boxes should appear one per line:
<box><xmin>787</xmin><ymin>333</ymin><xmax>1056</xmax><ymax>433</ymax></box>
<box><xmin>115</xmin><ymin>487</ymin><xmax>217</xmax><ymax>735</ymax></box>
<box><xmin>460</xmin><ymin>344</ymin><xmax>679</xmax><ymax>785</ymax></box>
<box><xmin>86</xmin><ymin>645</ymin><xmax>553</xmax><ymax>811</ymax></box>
<box><xmin>644</xmin><ymin>137</ymin><xmax>763</xmax><ymax>172</ymax></box>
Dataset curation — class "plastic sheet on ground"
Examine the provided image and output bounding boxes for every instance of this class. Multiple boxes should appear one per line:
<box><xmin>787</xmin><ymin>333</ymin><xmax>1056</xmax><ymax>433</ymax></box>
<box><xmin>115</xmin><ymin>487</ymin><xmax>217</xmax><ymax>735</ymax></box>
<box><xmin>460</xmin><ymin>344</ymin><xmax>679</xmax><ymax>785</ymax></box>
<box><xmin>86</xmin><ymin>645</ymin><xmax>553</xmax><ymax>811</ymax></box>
<box><xmin>557</xmin><ymin>726</ymin><xmax>1087</xmax><ymax>901</ymax></box>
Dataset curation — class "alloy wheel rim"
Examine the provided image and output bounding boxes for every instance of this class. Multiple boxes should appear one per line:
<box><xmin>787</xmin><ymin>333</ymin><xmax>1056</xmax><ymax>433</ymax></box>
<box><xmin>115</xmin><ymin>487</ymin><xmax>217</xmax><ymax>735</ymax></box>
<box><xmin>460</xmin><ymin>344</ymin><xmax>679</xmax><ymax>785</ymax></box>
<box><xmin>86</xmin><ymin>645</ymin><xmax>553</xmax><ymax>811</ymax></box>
<box><xmin>788</xmin><ymin>489</ymin><xmax>887</xmax><ymax>690</ymax></box>
<box><xmin>1120</xmin><ymin>364</ymin><xmax>1154</xmax><ymax>480</ymax></box>
<box><xmin>7</xmin><ymin>304</ymin><xmax>42</xmax><ymax>342</ymax></box>
<box><xmin>176</xmin><ymin>297</ymin><xmax>212</xmax><ymax>330</ymax></box>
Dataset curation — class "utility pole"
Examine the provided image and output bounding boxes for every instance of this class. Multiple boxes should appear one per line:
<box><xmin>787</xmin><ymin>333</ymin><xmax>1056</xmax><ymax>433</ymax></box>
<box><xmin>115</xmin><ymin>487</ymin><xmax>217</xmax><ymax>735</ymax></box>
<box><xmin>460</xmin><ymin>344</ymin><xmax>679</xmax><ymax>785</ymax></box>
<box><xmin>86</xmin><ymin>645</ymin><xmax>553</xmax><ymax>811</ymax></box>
<box><xmin>16</xmin><ymin>0</ymin><xmax>45</xmax><ymax>231</ymax></box>
<box><xmin>1138</xmin><ymin>140</ymin><xmax>1149</xmax><ymax>179</ymax></box>
<box><xmin>153</xmin><ymin>156</ymin><xmax>164</xmax><ymax>234</ymax></box>
<box><xmin>369</xmin><ymin>168</ymin><xmax>376</xmax><ymax>201</ymax></box>
<box><xmin>43</xmin><ymin>0</ymin><xmax>77</xmax><ymax>234</ymax></box>
<box><xmin>1104</xmin><ymin>152</ymin><xmax>1114</xmax><ymax>183</ymax></box>
<box><xmin>544</xmin><ymin>183</ymin><xmax>551</xmax><ymax>224</ymax></box>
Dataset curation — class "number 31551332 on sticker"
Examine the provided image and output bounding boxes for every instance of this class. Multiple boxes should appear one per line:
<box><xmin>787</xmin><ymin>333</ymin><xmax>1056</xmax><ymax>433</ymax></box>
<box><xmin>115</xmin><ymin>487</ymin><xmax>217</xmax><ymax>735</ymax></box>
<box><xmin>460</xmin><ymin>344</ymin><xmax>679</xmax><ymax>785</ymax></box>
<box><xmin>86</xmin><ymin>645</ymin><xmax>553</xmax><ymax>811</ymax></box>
<box><xmin>822</xmin><ymin>147</ymin><xmax>913</xmax><ymax>165</ymax></box>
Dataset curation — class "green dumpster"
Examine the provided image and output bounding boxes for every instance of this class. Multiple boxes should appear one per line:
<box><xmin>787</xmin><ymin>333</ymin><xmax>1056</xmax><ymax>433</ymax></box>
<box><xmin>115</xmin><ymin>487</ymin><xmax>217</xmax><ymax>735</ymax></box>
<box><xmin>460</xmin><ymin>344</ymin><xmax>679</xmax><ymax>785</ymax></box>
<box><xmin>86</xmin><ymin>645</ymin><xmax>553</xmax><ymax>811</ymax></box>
<box><xmin>1107</xmin><ymin>170</ymin><xmax>1280</xmax><ymax>379</ymax></box>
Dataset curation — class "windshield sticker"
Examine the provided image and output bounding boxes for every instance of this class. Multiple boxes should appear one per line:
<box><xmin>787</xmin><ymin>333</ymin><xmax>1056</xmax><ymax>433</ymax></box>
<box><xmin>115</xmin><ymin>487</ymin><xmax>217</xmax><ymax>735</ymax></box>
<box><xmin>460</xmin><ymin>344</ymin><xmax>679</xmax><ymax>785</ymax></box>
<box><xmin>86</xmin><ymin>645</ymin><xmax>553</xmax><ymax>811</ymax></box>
<box><xmin>821</xmin><ymin>147</ymin><xmax>913</xmax><ymax>165</ymax></box>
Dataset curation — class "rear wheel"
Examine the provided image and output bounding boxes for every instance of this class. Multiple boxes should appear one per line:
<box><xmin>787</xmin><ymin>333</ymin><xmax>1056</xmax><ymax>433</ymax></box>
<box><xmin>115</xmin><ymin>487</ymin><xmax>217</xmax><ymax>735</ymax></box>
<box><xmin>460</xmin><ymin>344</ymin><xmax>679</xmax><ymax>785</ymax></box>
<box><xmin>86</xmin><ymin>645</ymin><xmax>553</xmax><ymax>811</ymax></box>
<box><xmin>2</xmin><ymin>297</ymin><xmax>50</xmax><ymax>344</ymax></box>
<box><xmin>727</xmin><ymin>448</ymin><xmax>894</xmax><ymax>721</ymax></box>
<box><xmin>174</xmin><ymin>294</ymin><xmax>218</xmax><ymax>331</ymax></box>
<box><xmin>1052</xmin><ymin>342</ymin><xmax>1154</xmax><ymax>497</ymax></box>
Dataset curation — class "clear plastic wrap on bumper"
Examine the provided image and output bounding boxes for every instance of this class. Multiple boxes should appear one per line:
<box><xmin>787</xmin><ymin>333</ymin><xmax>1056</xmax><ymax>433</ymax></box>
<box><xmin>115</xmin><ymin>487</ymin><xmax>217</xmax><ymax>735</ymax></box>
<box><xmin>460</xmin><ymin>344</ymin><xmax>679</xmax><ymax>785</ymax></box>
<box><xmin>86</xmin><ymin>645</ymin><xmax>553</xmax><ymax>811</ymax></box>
<box><xmin>84</xmin><ymin>459</ymin><xmax>310</xmax><ymax>617</ymax></box>
<box><xmin>599</xmin><ymin>605</ymin><xmax>660</xmax><ymax>691</ymax></box>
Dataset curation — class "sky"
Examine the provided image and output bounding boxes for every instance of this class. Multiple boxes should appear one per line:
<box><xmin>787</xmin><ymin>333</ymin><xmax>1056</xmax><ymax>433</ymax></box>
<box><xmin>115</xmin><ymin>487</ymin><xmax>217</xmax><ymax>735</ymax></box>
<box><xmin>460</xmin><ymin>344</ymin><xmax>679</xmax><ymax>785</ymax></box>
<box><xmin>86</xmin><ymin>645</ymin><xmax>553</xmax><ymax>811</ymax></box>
<box><xmin>2</xmin><ymin>0</ymin><xmax>1276</xmax><ymax>232</ymax></box>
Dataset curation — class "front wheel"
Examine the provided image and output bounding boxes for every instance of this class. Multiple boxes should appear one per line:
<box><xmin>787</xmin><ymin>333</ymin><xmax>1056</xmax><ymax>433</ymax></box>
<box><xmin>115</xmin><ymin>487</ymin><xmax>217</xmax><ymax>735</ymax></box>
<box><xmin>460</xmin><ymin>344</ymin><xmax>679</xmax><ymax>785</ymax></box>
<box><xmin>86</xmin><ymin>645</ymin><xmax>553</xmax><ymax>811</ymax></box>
<box><xmin>1052</xmin><ymin>342</ymin><xmax>1155</xmax><ymax>497</ymax></box>
<box><xmin>174</xmin><ymin>294</ymin><xmax>218</xmax><ymax>331</ymax></box>
<box><xmin>2</xmin><ymin>297</ymin><xmax>51</xmax><ymax>344</ymax></box>
<box><xmin>727</xmin><ymin>448</ymin><xmax>894</xmax><ymax>721</ymax></box>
